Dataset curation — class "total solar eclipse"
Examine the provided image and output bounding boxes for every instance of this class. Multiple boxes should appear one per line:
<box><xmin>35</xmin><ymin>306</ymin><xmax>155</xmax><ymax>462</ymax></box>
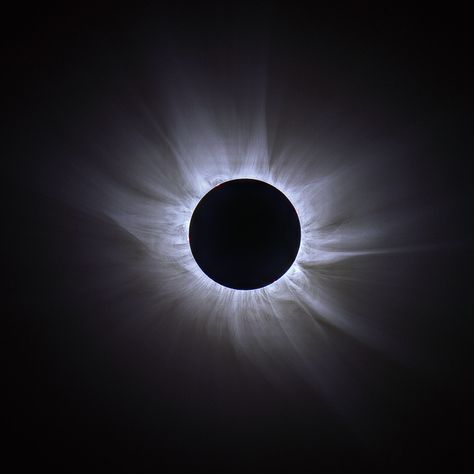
<box><xmin>189</xmin><ymin>179</ymin><xmax>301</xmax><ymax>290</ymax></box>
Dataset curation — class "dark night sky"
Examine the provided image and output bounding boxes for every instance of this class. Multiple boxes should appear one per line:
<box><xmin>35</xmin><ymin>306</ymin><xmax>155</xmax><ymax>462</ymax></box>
<box><xmin>6</xmin><ymin>3</ymin><xmax>472</xmax><ymax>473</ymax></box>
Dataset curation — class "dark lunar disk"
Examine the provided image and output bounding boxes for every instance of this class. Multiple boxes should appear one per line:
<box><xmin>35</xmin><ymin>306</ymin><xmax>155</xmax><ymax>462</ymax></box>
<box><xmin>189</xmin><ymin>179</ymin><xmax>301</xmax><ymax>290</ymax></box>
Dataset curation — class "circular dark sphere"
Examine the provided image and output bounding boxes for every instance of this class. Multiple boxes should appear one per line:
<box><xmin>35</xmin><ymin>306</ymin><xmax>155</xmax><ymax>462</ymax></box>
<box><xmin>189</xmin><ymin>179</ymin><xmax>301</xmax><ymax>290</ymax></box>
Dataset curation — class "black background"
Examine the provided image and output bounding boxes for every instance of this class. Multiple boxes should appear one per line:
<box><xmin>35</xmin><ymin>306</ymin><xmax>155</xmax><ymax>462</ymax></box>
<box><xmin>6</xmin><ymin>3</ymin><xmax>472</xmax><ymax>472</ymax></box>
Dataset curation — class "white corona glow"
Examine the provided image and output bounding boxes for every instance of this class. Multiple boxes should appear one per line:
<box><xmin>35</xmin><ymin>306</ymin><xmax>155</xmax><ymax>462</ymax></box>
<box><xmin>52</xmin><ymin>65</ymin><xmax>434</xmax><ymax>415</ymax></box>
